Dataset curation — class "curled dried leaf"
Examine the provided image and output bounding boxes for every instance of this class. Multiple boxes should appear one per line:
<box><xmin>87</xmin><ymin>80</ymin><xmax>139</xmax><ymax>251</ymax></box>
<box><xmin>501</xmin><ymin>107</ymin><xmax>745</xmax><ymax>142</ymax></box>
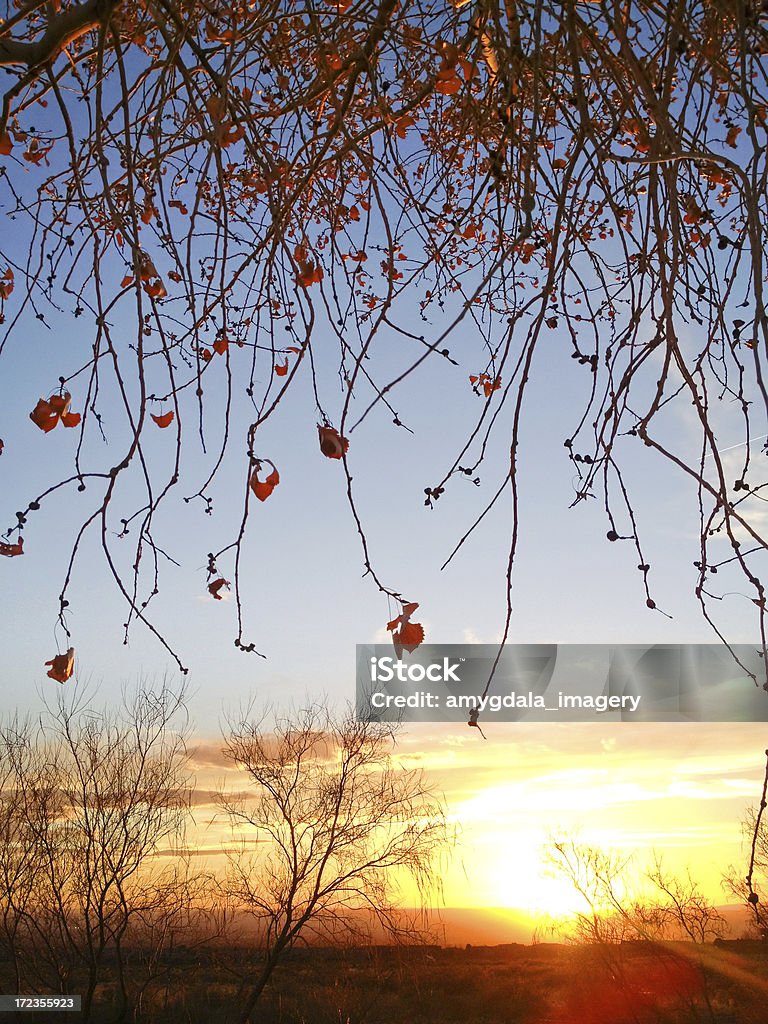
<box><xmin>250</xmin><ymin>465</ymin><xmax>280</xmax><ymax>501</ymax></box>
<box><xmin>208</xmin><ymin>577</ymin><xmax>231</xmax><ymax>600</ymax></box>
<box><xmin>0</xmin><ymin>536</ymin><xmax>23</xmax><ymax>557</ymax></box>
<box><xmin>30</xmin><ymin>392</ymin><xmax>81</xmax><ymax>432</ymax></box>
<box><xmin>45</xmin><ymin>647</ymin><xmax>75</xmax><ymax>683</ymax></box>
<box><xmin>318</xmin><ymin>425</ymin><xmax>349</xmax><ymax>459</ymax></box>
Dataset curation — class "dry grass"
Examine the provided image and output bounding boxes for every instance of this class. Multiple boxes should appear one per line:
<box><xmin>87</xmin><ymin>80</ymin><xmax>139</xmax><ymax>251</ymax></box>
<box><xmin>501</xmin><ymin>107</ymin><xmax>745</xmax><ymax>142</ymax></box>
<box><xmin>2</xmin><ymin>940</ymin><xmax>767</xmax><ymax>1023</ymax></box>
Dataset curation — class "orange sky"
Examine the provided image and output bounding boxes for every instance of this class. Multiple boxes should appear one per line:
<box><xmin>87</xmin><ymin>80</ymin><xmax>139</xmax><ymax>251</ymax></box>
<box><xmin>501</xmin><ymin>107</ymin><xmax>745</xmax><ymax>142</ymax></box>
<box><xmin>182</xmin><ymin>721</ymin><xmax>768</xmax><ymax>939</ymax></box>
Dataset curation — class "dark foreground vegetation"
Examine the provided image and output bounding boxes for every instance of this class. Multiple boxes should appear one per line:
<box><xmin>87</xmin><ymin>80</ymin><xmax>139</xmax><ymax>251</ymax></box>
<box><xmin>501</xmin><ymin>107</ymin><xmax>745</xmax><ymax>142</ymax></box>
<box><xmin>2</xmin><ymin>940</ymin><xmax>767</xmax><ymax>1024</ymax></box>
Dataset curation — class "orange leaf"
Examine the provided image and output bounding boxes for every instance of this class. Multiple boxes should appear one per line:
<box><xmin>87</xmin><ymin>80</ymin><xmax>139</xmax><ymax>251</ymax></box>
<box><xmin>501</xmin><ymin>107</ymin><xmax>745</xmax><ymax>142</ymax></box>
<box><xmin>435</xmin><ymin>70</ymin><xmax>461</xmax><ymax>95</ymax></box>
<box><xmin>60</xmin><ymin>411</ymin><xmax>81</xmax><ymax>428</ymax></box>
<box><xmin>200</xmin><ymin>348</ymin><xmax>213</xmax><ymax>362</ymax></box>
<box><xmin>388</xmin><ymin>600</ymin><xmax>424</xmax><ymax>655</ymax></box>
<box><xmin>250</xmin><ymin>465</ymin><xmax>280</xmax><ymax>501</ymax></box>
<box><xmin>396</xmin><ymin>621</ymin><xmax>425</xmax><ymax>651</ymax></box>
<box><xmin>30</xmin><ymin>394</ymin><xmax>78</xmax><ymax>433</ymax></box>
<box><xmin>726</xmin><ymin>125</ymin><xmax>741</xmax><ymax>149</ymax></box>
<box><xmin>0</xmin><ymin>132</ymin><xmax>12</xmax><ymax>155</ymax></box>
<box><xmin>48</xmin><ymin>394</ymin><xmax>70</xmax><ymax>414</ymax></box>
<box><xmin>213</xmin><ymin>338</ymin><xmax>229</xmax><ymax>355</ymax></box>
<box><xmin>144</xmin><ymin>278</ymin><xmax>167</xmax><ymax>299</ymax></box>
<box><xmin>394</xmin><ymin>114</ymin><xmax>415</xmax><ymax>139</ymax></box>
<box><xmin>151</xmin><ymin>410</ymin><xmax>175</xmax><ymax>428</ymax></box>
<box><xmin>208</xmin><ymin>577</ymin><xmax>230</xmax><ymax>600</ymax></box>
<box><xmin>0</xmin><ymin>536</ymin><xmax>23</xmax><ymax>557</ymax></box>
<box><xmin>121</xmin><ymin>274</ymin><xmax>134</xmax><ymax>287</ymax></box>
<box><xmin>0</xmin><ymin>267</ymin><xmax>13</xmax><ymax>300</ymax></box>
<box><xmin>45</xmin><ymin>647</ymin><xmax>75</xmax><ymax>683</ymax></box>
<box><xmin>274</xmin><ymin>359</ymin><xmax>289</xmax><ymax>376</ymax></box>
<box><xmin>297</xmin><ymin>260</ymin><xmax>324</xmax><ymax>288</ymax></box>
<box><xmin>251</xmin><ymin>480</ymin><xmax>274</xmax><ymax>501</ymax></box>
<box><xmin>318</xmin><ymin>425</ymin><xmax>349</xmax><ymax>459</ymax></box>
<box><xmin>29</xmin><ymin>402</ymin><xmax>59</xmax><ymax>432</ymax></box>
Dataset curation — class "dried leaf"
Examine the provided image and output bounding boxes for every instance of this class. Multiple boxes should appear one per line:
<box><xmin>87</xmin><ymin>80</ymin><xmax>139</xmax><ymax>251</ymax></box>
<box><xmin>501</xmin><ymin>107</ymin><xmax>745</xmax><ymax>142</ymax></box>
<box><xmin>250</xmin><ymin>465</ymin><xmax>280</xmax><ymax>501</ymax></box>
<box><xmin>0</xmin><ymin>536</ymin><xmax>23</xmax><ymax>557</ymax></box>
<box><xmin>29</xmin><ymin>398</ymin><xmax>59</xmax><ymax>432</ymax></box>
<box><xmin>726</xmin><ymin>125</ymin><xmax>741</xmax><ymax>148</ymax></box>
<box><xmin>144</xmin><ymin>278</ymin><xmax>167</xmax><ymax>299</ymax></box>
<box><xmin>151</xmin><ymin>410</ymin><xmax>175</xmax><ymax>428</ymax></box>
<box><xmin>45</xmin><ymin>647</ymin><xmax>75</xmax><ymax>683</ymax></box>
<box><xmin>387</xmin><ymin>601</ymin><xmax>425</xmax><ymax>656</ymax></box>
<box><xmin>208</xmin><ymin>577</ymin><xmax>231</xmax><ymax>600</ymax></box>
<box><xmin>30</xmin><ymin>392</ymin><xmax>80</xmax><ymax>433</ymax></box>
<box><xmin>0</xmin><ymin>267</ymin><xmax>14</xmax><ymax>299</ymax></box>
<box><xmin>397</xmin><ymin>621</ymin><xmax>425</xmax><ymax>651</ymax></box>
<box><xmin>318</xmin><ymin>425</ymin><xmax>349</xmax><ymax>459</ymax></box>
<box><xmin>297</xmin><ymin>261</ymin><xmax>324</xmax><ymax>288</ymax></box>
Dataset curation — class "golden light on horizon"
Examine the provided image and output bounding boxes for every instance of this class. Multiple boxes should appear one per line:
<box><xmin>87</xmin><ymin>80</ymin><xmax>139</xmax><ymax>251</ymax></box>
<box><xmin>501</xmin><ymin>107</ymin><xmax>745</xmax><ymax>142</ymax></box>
<box><xmin>482</xmin><ymin>840</ymin><xmax>588</xmax><ymax>918</ymax></box>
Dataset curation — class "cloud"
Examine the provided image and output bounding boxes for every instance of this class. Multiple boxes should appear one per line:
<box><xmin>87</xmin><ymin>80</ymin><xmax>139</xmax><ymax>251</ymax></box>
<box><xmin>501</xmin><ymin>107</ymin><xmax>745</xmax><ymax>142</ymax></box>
<box><xmin>150</xmin><ymin>837</ymin><xmax>267</xmax><ymax>858</ymax></box>
<box><xmin>188</xmin><ymin>741</ymin><xmax>233</xmax><ymax>770</ymax></box>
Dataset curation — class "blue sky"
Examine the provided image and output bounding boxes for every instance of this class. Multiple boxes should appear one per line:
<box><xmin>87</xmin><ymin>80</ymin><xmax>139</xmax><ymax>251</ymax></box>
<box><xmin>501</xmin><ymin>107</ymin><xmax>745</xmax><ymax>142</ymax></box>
<box><xmin>1</xmin><ymin>286</ymin><xmax>762</xmax><ymax>727</ymax></box>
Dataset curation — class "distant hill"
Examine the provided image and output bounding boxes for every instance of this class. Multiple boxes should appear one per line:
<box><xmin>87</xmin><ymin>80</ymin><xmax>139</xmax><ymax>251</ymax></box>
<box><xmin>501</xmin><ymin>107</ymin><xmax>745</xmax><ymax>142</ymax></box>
<box><xmin>426</xmin><ymin>907</ymin><xmax>534</xmax><ymax>945</ymax></box>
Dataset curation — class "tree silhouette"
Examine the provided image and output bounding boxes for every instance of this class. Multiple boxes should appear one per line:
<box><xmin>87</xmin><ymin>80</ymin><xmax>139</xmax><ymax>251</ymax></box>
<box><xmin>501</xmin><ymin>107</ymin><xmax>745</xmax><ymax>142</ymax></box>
<box><xmin>725</xmin><ymin>748</ymin><xmax>768</xmax><ymax>938</ymax></box>
<box><xmin>219</xmin><ymin>703</ymin><xmax>447</xmax><ymax>1022</ymax></box>
<box><xmin>0</xmin><ymin>684</ymin><xmax>194</xmax><ymax>1020</ymax></box>
<box><xmin>2</xmin><ymin>1</ymin><xmax>768</xmax><ymax>677</ymax></box>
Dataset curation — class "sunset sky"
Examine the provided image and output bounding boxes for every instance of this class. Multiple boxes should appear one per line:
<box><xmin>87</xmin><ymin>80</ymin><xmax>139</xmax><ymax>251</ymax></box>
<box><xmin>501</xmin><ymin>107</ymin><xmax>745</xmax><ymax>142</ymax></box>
<box><xmin>180</xmin><ymin>718</ymin><xmax>767</xmax><ymax>937</ymax></box>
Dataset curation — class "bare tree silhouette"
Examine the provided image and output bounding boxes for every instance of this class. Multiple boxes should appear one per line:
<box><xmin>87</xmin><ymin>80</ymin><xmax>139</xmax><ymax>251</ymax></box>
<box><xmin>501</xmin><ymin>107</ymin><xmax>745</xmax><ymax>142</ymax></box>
<box><xmin>548</xmin><ymin>836</ymin><xmax>725</xmax><ymax>944</ymax></box>
<box><xmin>219</xmin><ymin>703</ymin><xmax>448</xmax><ymax>1023</ymax></box>
<box><xmin>725</xmin><ymin>749</ymin><xmax>768</xmax><ymax>939</ymax></box>
<box><xmin>0</xmin><ymin>684</ymin><xmax>196</xmax><ymax>1021</ymax></box>
<box><xmin>2</xmin><ymin>2</ymin><xmax>768</xmax><ymax>677</ymax></box>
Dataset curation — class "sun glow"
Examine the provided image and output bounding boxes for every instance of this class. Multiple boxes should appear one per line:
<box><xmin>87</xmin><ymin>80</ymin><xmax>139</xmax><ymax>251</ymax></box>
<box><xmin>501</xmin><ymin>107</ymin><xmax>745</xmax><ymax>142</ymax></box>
<box><xmin>481</xmin><ymin>840</ymin><xmax>587</xmax><ymax>918</ymax></box>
